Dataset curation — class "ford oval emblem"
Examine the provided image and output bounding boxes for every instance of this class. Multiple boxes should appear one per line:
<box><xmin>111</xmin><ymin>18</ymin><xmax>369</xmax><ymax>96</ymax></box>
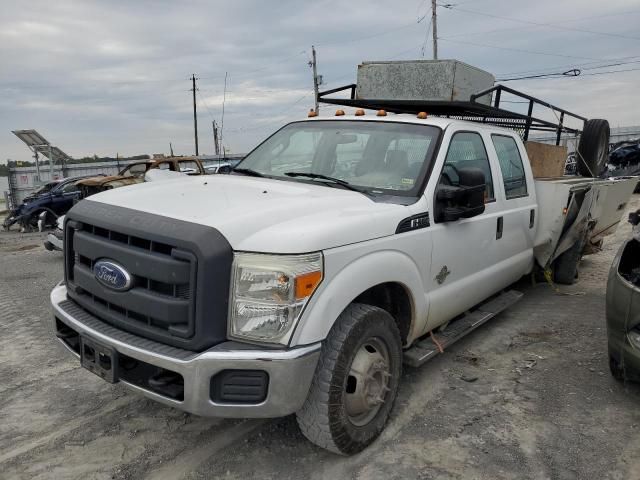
<box><xmin>93</xmin><ymin>259</ymin><xmax>133</xmax><ymax>292</ymax></box>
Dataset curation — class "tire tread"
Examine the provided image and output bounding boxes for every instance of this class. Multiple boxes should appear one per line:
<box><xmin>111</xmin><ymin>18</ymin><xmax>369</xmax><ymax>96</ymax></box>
<box><xmin>296</xmin><ymin>303</ymin><xmax>400</xmax><ymax>454</ymax></box>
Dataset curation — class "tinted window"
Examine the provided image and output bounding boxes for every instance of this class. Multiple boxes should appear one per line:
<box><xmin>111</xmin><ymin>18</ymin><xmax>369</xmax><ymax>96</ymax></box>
<box><xmin>440</xmin><ymin>132</ymin><xmax>494</xmax><ymax>200</ymax></box>
<box><xmin>492</xmin><ymin>135</ymin><xmax>528</xmax><ymax>199</ymax></box>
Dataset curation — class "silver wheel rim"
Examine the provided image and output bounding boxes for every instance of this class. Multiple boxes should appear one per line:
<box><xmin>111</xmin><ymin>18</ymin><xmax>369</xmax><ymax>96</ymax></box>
<box><xmin>344</xmin><ymin>337</ymin><xmax>392</xmax><ymax>427</ymax></box>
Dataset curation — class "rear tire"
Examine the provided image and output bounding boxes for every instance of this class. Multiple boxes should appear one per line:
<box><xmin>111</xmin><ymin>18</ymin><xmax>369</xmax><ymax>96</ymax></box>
<box><xmin>553</xmin><ymin>230</ymin><xmax>590</xmax><ymax>285</ymax></box>
<box><xmin>576</xmin><ymin>119</ymin><xmax>610</xmax><ymax>177</ymax></box>
<box><xmin>296</xmin><ymin>303</ymin><xmax>402</xmax><ymax>455</ymax></box>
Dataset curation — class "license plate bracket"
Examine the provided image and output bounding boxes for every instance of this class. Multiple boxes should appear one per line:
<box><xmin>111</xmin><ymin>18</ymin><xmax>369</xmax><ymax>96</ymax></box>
<box><xmin>80</xmin><ymin>336</ymin><xmax>119</xmax><ymax>383</ymax></box>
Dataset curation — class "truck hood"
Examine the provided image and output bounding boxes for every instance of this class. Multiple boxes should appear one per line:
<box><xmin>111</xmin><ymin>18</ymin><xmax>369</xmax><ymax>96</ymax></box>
<box><xmin>86</xmin><ymin>175</ymin><xmax>412</xmax><ymax>252</ymax></box>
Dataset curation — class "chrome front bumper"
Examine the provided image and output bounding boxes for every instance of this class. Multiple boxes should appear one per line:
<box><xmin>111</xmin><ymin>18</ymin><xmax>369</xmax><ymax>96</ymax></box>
<box><xmin>45</xmin><ymin>231</ymin><xmax>63</xmax><ymax>251</ymax></box>
<box><xmin>50</xmin><ymin>284</ymin><xmax>320</xmax><ymax>418</ymax></box>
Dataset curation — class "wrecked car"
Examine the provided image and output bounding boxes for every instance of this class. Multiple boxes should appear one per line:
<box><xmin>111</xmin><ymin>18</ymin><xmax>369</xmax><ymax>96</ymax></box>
<box><xmin>2</xmin><ymin>174</ymin><xmax>102</xmax><ymax>232</ymax></box>
<box><xmin>76</xmin><ymin>157</ymin><xmax>206</xmax><ymax>198</ymax></box>
<box><xmin>607</xmin><ymin>209</ymin><xmax>640</xmax><ymax>381</ymax></box>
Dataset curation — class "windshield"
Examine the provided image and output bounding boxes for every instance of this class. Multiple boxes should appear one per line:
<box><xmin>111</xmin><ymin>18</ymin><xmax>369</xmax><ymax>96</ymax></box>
<box><xmin>237</xmin><ymin>120</ymin><xmax>440</xmax><ymax>195</ymax></box>
<box><xmin>121</xmin><ymin>162</ymin><xmax>150</xmax><ymax>178</ymax></box>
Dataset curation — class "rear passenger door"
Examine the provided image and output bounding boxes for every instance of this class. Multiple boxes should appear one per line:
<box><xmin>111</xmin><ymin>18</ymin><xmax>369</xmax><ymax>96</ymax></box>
<box><xmin>425</xmin><ymin>129</ymin><xmax>506</xmax><ymax>330</ymax></box>
<box><xmin>488</xmin><ymin>134</ymin><xmax>537</xmax><ymax>275</ymax></box>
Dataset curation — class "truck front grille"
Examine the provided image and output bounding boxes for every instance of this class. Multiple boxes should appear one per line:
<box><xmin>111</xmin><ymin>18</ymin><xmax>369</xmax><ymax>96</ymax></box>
<box><xmin>66</xmin><ymin>221</ymin><xmax>197</xmax><ymax>342</ymax></box>
<box><xmin>62</xmin><ymin>201</ymin><xmax>234</xmax><ymax>352</ymax></box>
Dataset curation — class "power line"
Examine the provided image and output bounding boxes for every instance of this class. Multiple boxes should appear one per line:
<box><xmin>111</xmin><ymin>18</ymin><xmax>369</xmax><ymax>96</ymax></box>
<box><xmin>224</xmin><ymin>91</ymin><xmax>314</xmax><ymax>133</ymax></box>
<box><xmin>496</xmin><ymin>55</ymin><xmax>640</xmax><ymax>77</ymax></box>
<box><xmin>495</xmin><ymin>58</ymin><xmax>640</xmax><ymax>81</ymax></box>
<box><xmin>316</xmin><ymin>17</ymin><xmax>425</xmax><ymax>47</ymax></box>
<box><xmin>442</xmin><ymin>9</ymin><xmax>640</xmax><ymax>40</ymax></box>
<box><xmin>499</xmin><ymin>66</ymin><xmax>640</xmax><ymax>82</ymax></box>
<box><xmin>555</xmin><ymin>66</ymin><xmax>640</xmax><ymax>78</ymax></box>
<box><xmin>498</xmin><ymin>69</ymin><xmax>581</xmax><ymax>82</ymax></box>
<box><xmin>196</xmin><ymin>87</ymin><xmax>216</xmax><ymax>121</ymax></box>
<box><xmin>198</xmin><ymin>51</ymin><xmax>307</xmax><ymax>80</ymax></box>
<box><xmin>437</xmin><ymin>3</ymin><xmax>640</xmax><ymax>41</ymax></box>
<box><xmin>438</xmin><ymin>37</ymin><xmax>605</xmax><ymax>61</ymax></box>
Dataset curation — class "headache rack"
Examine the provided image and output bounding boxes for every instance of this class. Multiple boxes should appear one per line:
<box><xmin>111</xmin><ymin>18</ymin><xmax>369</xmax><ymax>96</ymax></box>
<box><xmin>317</xmin><ymin>83</ymin><xmax>587</xmax><ymax>146</ymax></box>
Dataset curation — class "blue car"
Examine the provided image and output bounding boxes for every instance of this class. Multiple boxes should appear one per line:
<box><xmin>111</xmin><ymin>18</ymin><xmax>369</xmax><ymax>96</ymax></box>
<box><xmin>3</xmin><ymin>174</ymin><xmax>103</xmax><ymax>231</ymax></box>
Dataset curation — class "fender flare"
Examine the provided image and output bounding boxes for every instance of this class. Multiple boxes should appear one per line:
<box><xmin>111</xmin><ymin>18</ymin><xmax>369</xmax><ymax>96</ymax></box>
<box><xmin>290</xmin><ymin>250</ymin><xmax>428</xmax><ymax>346</ymax></box>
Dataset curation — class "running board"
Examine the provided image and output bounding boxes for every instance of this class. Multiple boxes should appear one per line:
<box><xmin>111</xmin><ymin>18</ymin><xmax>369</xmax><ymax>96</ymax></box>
<box><xmin>403</xmin><ymin>290</ymin><xmax>523</xmax><ymax>368</ymax></box>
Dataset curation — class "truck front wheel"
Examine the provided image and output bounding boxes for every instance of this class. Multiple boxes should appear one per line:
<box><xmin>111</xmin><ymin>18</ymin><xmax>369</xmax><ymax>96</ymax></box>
<box><xmin>296</xmin><ymin>303</ymin><xmax>402</xmax><ymax>455</ymax></box>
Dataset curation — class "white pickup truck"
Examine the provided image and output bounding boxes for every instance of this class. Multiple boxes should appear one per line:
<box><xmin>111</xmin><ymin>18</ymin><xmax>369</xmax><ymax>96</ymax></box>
<box><xmin>51</xmin><ymin>105</ymin><xmax>636</xmax><ymax>454</ymax></box>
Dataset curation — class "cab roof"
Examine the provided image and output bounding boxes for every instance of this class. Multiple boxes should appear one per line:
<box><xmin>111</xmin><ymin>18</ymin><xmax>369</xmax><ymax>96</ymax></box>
<box><xmin>302</xmin><ymin>113</ymin><xmax>519</xmax><ymax>136</ymax></box>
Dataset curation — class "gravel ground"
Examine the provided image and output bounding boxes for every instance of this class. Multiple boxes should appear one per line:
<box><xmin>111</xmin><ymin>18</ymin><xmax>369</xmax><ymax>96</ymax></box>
<box><xmin>1</xmin><ymin>199</ymin><xmax>640</xmax><ymax>480</ymax></box>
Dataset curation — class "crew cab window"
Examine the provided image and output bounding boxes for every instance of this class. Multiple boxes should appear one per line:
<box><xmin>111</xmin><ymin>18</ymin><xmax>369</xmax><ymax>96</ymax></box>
<box><xmin>491</xmin><ymin>135</ymin><xmax>528</xmax><ymax>199</ymax></box>
<box><xmin>440</xmin><ymin>132</ymin><xmax>494</xmax><ymax>201</ymax></box>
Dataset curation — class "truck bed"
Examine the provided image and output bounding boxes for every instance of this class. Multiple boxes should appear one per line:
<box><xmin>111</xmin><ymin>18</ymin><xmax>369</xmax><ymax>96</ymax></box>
<box><xmin>533</xmin><ymin>176</ymin><xmax>637</xmax><ymax>268</ymax></box>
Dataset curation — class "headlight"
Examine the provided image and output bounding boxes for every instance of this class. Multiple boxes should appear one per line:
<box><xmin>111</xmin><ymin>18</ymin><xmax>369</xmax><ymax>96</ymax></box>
<box><xmin>229</xmin><ymin>252</ymin><xmax>323</xmax><ymax>344</ymax></box>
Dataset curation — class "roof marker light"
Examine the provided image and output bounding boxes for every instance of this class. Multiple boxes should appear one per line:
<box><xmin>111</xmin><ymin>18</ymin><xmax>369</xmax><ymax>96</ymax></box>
<box><xmin>376</xmin><ymin>109</ymin><xmax>387</xmax><ymax>117</ymax></box>
<box><xmin>308</xmin><ymin>109</ymin><xmax>318</xmax><ymax>118</ymax></box>
<box><xmin>354</xmin><ymin>109</ymin><xmax>365</xmax><ymax>116</ymax></box>
<box><xmin>335</xmin><ymin>109</ymin><xmax>345</xmax><ymax>116</ymax></box>
<box><xmin>417</xmin><ymin>111</ymin><xmax>428</xmax><ymax>119</ymax></box>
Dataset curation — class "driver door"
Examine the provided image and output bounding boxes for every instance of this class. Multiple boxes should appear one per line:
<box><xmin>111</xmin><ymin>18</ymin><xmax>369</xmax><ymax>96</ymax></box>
<box><xmin>424</xmin><ymin>129</ymin><xmax>505</xmax><ymax>331</ymax></box>
<box><xmin>51</xmin><ymin>182</ymin><xmax>80</xmax><ymax>215</ymax></box>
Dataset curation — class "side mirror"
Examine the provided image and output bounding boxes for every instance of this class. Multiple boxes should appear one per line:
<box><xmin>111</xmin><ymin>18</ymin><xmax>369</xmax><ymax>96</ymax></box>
<box><xmin>218</xmin><ymin>165</ymin><xmax>232</xmax><ymax>174</ymax></box>
<box><xmin>435</xmin><ymin>167</ymin><xmax>486</xmax><ymax>222</ymax></box>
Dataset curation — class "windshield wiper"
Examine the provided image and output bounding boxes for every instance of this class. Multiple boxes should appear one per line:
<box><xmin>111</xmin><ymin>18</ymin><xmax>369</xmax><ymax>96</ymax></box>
<box><xmin>233</xmin><ymin>167</ymin><xmax>265</xmax><ymax>177</ymax></box>
<box><xmin>284</xmin><ymin>172</ymin><xmax>367</xmax><ymax>194</ymax></box>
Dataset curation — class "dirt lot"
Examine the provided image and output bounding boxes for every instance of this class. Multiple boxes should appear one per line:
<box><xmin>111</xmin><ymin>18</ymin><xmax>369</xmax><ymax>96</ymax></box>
<box><xmin>2</xmin><ymin>200</ymin><xmax>640</xmax><ymax>480</ymax></box>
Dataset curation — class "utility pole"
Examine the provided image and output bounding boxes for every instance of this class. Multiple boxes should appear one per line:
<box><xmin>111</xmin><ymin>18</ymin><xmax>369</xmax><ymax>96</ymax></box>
<box><xmin>219</xmin><ymin>72</ymin><xmax>228</xmax><ymax>158</ymax></box>
<box><xmin>431</xmin><ymin>0</ymin><xmax>438</xmax><ymax>60</ymax></box>
<box><xmin>49</xmin><ymin>145</ymin><xmax>54</xmax><ymax>180</ymax></box>
<box><xmin>311</xmin><ymin>45</ymin><xmax>320</xmax><ymax>114</ymax></box>
<box><xmin>191</xmin><ymin>73</ymin><xmax>199</xmax><ymax>156</ymax></box>
<box><xmin>212</xmin><ymin>121</ymin><xmax>220</xmax><ymax>156</ymax></box>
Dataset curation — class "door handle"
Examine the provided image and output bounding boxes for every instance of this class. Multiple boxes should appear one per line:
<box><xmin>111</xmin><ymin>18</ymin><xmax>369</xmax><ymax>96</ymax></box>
<box><xmin>496</xmin><ymin>216</ymin><xmax>503</xmax><ymax>240</ymax></box>
<box><xmin>529</xmin><ymin>209</ymin><xmax>535</xmax><ymax>229</ymax></box>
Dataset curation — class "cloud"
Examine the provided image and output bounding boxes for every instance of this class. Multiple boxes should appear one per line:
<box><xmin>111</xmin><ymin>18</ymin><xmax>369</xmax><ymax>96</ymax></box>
<box><xmin>1</xmin><ymin>0</ymin><xmax>639</xmax><ymax>161</ymax></box>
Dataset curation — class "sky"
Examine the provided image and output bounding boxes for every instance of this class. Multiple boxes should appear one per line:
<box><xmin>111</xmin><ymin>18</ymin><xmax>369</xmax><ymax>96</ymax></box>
<box><xmin>1</xmin><ymin>0</ymin><xmax>639</xmax><ymax>163</ymax></box>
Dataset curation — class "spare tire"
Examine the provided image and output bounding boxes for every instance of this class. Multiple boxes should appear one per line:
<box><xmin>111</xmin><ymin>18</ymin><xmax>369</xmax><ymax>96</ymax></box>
<box><xmin>576</xmin><ymin>119</ymin><xmax>610</xmax><ymax>177</ymax></box>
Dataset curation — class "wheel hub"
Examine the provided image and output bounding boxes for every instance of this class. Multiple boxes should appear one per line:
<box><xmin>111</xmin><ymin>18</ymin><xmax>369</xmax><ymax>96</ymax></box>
<box><xmin>344</xmin><ymin>338</ymin><xmax>391</xmax><ymax>426</ymax></box>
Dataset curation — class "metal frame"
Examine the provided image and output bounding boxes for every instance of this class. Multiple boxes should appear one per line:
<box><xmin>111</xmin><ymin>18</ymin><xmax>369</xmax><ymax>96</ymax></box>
<box><xmin>11</xmin><ymin>130</ymin><xmax>72</xmax><ymax>186</ymax></box>
<box><xmin>317</xmin><ymin>83</ymin><xmax>587</xmax><ymax>146</ymax></box>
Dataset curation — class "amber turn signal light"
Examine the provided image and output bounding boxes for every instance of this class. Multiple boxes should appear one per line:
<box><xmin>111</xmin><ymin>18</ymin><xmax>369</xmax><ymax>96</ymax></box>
<box><xmin>295</xmin><ymin>271</ymin><xmax>323</xmax><ymax>299</ymax></box>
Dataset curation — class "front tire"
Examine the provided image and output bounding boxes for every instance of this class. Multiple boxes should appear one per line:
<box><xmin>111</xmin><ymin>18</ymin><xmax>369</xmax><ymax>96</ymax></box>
<box><xmin>296</xmin><ymin>303</ymin><xmax>402</xmax><ymax>455</ymax></box>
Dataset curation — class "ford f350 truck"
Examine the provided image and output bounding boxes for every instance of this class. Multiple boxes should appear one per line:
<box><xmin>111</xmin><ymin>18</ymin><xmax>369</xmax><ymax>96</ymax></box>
<box><xmin>51</xmin><ymin>81</ymin><xmax>637</xmax><ymax>455</ymax></box>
